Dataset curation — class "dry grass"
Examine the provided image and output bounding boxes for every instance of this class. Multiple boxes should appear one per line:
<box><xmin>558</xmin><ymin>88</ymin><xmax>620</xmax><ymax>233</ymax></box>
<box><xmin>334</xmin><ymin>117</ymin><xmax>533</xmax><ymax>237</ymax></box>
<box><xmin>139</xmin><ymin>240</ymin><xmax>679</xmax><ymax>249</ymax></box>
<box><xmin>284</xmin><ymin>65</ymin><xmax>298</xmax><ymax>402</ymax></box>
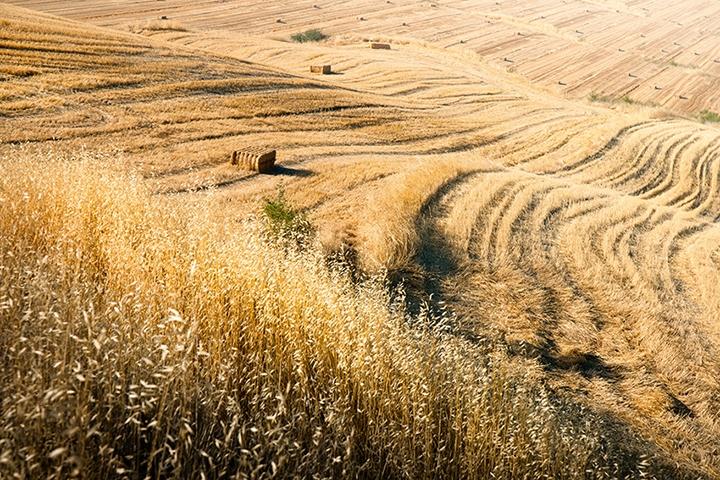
<box><xmin>358</xmin><ymin>160</ymin><xmax>471</xmax><ymax>272</ymax></box>
<box><xmin>128</xmin><ymin>19</ymin><xmax>189</xmax><ymax>34</ymax></box>
<box><xmin>12</xmin><ymin>0</ymin><xmax>720</xmax><ymax>115</ymax></box>
<box><xmin>0</xmin><ymin>65</ymin><xmax>40</xmax><ymax>77</ymax></box>
<box><xmin>0</xmin><ymin>153</ymin><xmax>686</xmax><ymax>479</ymax></box>
<box><xmin>3</xmin><ymin>2</ymin><xmax>720</xmax><ymax>478</ymax></box>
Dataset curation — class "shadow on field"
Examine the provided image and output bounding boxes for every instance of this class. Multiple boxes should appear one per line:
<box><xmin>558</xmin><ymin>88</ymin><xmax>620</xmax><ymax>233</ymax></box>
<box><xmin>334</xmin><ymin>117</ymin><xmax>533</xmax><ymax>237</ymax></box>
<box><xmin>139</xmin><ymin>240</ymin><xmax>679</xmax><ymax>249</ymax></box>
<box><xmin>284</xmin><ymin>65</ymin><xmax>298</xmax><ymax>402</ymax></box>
<box><xmin>274</xmin><ymin>165</ymin><xmax>314</xmax><ymax>177</ymax></box>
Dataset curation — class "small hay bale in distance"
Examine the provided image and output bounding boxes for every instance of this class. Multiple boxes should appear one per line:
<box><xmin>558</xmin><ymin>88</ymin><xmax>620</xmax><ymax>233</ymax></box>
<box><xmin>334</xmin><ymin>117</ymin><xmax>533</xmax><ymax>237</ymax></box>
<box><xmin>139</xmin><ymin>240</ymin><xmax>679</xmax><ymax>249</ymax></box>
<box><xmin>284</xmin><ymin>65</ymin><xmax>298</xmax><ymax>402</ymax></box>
<box><xmin>230</xmin><ymin>148</ymin><xmax>276</xmax><ymax>173</ymax></box>
<box><xmin>310</xmin><ymin>64</ymin><xmax>332</xmax><ymax>74</ymax></box>
<box><xmin>371</xmin><ymin>43</ymin><xmax>391</xmax><ymax>50</ymax></box>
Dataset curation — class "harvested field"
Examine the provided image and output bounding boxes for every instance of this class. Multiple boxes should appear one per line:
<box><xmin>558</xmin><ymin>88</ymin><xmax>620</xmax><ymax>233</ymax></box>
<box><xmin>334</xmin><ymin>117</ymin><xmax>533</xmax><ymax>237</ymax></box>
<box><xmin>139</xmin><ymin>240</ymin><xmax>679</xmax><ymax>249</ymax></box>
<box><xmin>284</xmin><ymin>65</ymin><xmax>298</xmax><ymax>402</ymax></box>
<box><xmin>2</xmin><ymin>0</ymin><xmax>720</xmax><ymax>478</ymax></box>
<box><xmin>11</xmin><ymin>0</ymin><xmax>720</xmax><ymax>115</ymax></box>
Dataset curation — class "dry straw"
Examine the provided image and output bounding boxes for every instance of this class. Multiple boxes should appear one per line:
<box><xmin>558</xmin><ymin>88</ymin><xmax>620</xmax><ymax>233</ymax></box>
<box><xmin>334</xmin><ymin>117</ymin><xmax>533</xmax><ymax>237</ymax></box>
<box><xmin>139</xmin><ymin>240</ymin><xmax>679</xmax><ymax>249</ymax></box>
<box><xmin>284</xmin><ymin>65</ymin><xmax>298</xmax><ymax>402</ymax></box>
<box><xmin>0</xmin><ymin>152</ymin><xmax>684</xmax><ymax>479</ymax></box>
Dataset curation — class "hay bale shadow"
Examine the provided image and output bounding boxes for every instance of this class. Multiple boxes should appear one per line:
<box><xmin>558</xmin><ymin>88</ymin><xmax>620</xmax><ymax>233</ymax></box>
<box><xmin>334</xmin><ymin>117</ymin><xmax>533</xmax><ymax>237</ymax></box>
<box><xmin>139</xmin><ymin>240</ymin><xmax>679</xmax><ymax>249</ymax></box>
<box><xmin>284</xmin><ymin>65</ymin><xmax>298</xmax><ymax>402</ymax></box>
<box><xmin>274</xmin><ymin>166</ymin><xmax>314</xmax><ymax>177</ymax></box>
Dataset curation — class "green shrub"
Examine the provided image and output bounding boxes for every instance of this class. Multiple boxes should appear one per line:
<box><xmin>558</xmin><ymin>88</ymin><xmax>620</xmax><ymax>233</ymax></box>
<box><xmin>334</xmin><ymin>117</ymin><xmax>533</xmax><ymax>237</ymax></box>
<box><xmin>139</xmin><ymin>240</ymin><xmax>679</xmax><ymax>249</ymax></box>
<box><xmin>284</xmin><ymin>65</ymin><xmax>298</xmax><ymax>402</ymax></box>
<box><xmin>588</xmin><ymin>92</ymin><xmax>613</xmax><ymax>103</ymax></box>
<box><xmin>699</xmin><ymin>110</ymin><xmax>720</xmax><ymax>123</ymax></box>
<box><xmin>588</xmin><ymin>93</ymin><xmax>640</xmax><ymax>106</ymax></box>
<box><xmin>291</xmin><ymin>28</ymin><xmax>328</xmax><ymax>43</ymax></box>
<box><xmin>263</xmin><ymin>187</ymin><xmax>313</xmax><ymax>241</ymax></box>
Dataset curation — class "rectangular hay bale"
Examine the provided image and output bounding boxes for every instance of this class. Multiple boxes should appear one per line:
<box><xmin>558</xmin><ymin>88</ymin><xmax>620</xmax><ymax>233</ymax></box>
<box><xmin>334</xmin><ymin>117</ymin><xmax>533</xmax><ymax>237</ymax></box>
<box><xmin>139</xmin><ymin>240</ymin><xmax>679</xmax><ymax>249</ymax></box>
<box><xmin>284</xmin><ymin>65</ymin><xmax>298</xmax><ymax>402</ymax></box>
<box><xmin>371</xmin><ymin>43</ymin><xmax>391</xmax><ymax>50</ymax></box>
<box><xmin>230</xmin><ymin>148</ymin><xmax>276</xmax><ymax>173</ymax></box>
<box><xmin>310</xmin><ymin>64</ymin><xmax>332</xmax><ymax>74</ymax></box>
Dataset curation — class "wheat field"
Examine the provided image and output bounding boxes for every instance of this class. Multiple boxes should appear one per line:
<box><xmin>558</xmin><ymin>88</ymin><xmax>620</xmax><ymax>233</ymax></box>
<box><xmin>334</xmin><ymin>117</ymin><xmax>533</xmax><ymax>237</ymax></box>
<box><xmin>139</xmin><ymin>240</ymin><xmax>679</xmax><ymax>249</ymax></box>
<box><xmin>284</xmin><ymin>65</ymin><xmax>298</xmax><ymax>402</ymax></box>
<box><xmin>2</xmin><ymin>1</ymin><xmax>720</xmax><ymax>478</ymax></box>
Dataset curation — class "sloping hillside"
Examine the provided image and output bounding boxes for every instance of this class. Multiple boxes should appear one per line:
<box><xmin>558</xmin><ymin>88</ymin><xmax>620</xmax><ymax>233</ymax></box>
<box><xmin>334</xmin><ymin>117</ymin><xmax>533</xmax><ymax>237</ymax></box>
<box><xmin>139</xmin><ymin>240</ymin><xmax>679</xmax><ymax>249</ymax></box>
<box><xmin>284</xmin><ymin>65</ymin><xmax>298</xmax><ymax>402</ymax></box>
<box><xmin>11</xmin><ymin>0</ymin><xmax>720</xmax><ymax>115</ymax></box>
<box><xmin>0</xmin><ymin>3</ymin><xmax>421</xmax><ymax>194</ymax></box>
<box><xmin>2</xmin><ymin>1</ymin><xmax>720</xmax><ymax>478</ymax></box>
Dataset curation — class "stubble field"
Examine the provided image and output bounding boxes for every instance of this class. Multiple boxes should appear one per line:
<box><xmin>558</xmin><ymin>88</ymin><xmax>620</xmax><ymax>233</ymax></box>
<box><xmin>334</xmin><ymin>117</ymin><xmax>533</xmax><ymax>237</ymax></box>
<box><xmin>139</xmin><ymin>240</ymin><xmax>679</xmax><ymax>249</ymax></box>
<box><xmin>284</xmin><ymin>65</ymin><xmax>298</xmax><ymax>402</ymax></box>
<box><xmin>2</xmin><ymin>1</ymin><xmax>720</xmax><ymax>478</ymax></box>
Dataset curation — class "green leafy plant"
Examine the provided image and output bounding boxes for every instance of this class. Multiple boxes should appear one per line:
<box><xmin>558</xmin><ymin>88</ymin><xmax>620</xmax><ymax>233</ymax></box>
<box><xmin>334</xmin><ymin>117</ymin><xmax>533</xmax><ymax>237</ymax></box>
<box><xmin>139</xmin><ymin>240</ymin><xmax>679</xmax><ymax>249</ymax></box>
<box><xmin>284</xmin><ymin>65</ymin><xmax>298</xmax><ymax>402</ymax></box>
<box><xmin>589</xmin><ymin>92</ymin><xmax>614</xmax><ymax>103</ymax></box>
<box><xmin>263</xmin><ymin>187</ymin><xmax>313</xmax><ymax>241</ymax></box>
<box><xmin>699</xmin><ymin>110</ymin><xmax>720</xmax><ymax>123</ymax></box>
<box><xmin>291</xmin><ymin>28</ymin><xmax>328</xmax><ymax>43</ymax></box>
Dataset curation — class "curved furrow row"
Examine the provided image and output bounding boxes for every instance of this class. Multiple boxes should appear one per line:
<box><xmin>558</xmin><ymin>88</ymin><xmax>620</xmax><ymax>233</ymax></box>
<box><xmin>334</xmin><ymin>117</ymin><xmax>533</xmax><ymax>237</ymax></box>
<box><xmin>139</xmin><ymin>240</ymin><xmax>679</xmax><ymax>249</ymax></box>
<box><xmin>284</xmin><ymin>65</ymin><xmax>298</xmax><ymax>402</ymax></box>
<box><xmin>377</xmin><ymin>167</ymin><xmax>504</xmax><ymax>315</ymax></box>
<box><xmin>406</xmin><ymin>166</ymin><xmax>720</xmax><ymax>383</ymax></box>
<box><xmin>588</xmin><ymin>127</ymin><xmax>684</xmax><ymax>187</ymax></box>
<box><xmin>447</xmin><ymin>173</ymin><xmax>720</xmax><ymax>428</ymax></box>
<box><xmin>442</xmin><ymin>175</ymin><xmax>616</xmax><ymax>362</ymax></box>
<box><xmin>671</xmin><ymin>227</ymin><xmax>720</xmax><ymax>340</ymax></box>
<box><xmin>471</xmin><ymin>178</ymin><xmax>538</xmax><ymax>269</ymax></box>
<box><xmin>673</xmin><ymin>140</ymin><xmax>720</xmax><ymax>217</ymax></box>
<box><xmin>704</xmin><ymin>157</ymin><xmax>720</xmax><ymax>218</ymax></box>
<box><xmin>628</xmin><ymin>135</ymin><xmax>702</xmax><ymax>197</ymax></box>
<box><xmin>679</xmin><ymin>144</ymin><xmax>720</xmax><ymax>211</ymax></box>
<box><xmin>500</xmin><ymin>117</ymin><xmax>609</xmax><ymax>167</ymax></box>
<box><xmin>646</xmin><ymin>135</ymin><xmax>720</xmax><ymax>207</ymax></box>
<box><xmin>609</xmin><ymin>206</ymin><xmax>658</xmax><ymax>284</ymax></box>
<box><xmin>510</xmin><ymin>184</ymin><xmax>607</xmax><ymax>331</ymax></box>
<box><xmin>549</xmin><ymin>120</ymin><xmax>720</xmax><ymax>223</ymax></box>
<box><xmin>474</xmin><ymin>112</ymin><xmax>593</xmax><ymax>153</ymax></box>
<box><xmin>492</xmin><ymin>182</ymin><xmax>564</xmax><ymax>264</ymax></box>
<box><xmin>663</xmin><ymin>221</ymin><xmax>713</xmax><ymax>294</ymax></box>
<box><xmin>509</xmin><ymin>119</ymin><xmax>605</xmax><ymax>165</ymax></box>
<box><xmin>585</xmin><ymin>202</ymin><xmax>647</xmax><ymax>285</ymax></box>
<box><xmin>548</xmin><ymin>121</ymin><xmax>658</xmax><ymax>176</ymax></box>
